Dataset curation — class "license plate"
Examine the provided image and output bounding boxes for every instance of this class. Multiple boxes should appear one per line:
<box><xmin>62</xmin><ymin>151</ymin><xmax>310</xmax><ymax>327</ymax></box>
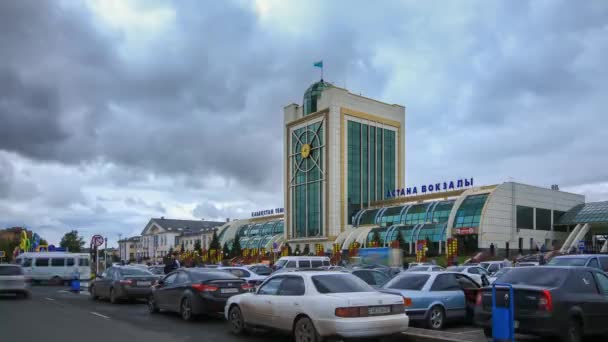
<box><xmin>368</xmin><ymin>306</ymin><xmax>391</xmax><ymax>315</ymax></box>
<box><xmin>138</xmin><ymin>281</ymin><xmax>151</xmax><ymax>286</ymax></box>
<box><xmin>514</xmin><ymin>320</ymin><xmax>519</xmax><ymax>329</ymax></box>
<box><xmin>221</xmin><ymin>288</ymin><xmax>239</xmax><ymax>294</ymax></box>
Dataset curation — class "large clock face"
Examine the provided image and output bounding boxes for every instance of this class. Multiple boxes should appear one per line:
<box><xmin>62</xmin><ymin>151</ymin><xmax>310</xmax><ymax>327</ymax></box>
<box><xmin>291</xmin><ymin>121</ymin><xmax>323</xmax><ymax>177</ymax></box>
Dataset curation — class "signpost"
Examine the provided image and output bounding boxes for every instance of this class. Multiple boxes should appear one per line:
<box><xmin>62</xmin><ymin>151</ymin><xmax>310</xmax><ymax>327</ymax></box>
<box><xmin>91</xmin><ymin>235</ymin><xmax>105</xmax><ymax>275</ymax></box>
<box><xmin>0</xmin><ymin>250</ymin><xmax>5</xmax><ymax>263</ymax></box>
<box><xmin>578</xmin><ymin>241</ymin><xmax>585</xmax><ymax>253</ymax></box>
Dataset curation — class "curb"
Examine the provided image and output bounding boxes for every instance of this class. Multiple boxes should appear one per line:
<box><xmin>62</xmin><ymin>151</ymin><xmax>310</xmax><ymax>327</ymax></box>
<box><xmin>402</xmin><ymin>328</ymin><xmax>486</xmax><ymax>342</ymax></box>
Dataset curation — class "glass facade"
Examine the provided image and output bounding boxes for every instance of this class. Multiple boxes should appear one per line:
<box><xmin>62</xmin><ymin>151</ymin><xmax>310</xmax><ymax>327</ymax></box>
<box><xmin>379</xmin><ymin>206</ymin><xmax>404</xmax><ymax>227</ymax></box>
<box><xmin>303</xmin><ymin>81</ymin><xmax>330</xmax><ymax>115</ymax></box>
<box><xmin>233</xmin><ymin>220</ymin><xmax>284</xmax><ymax>251</ymax></box>
<box><xmin>403</xmin><ymin>203</ymin><xmax>430</xmax><ymax>225</ymax></box>
<box><xmin>291</xmin><ymin>120</ymin><xmax>324</xmax><ymax>238</ymax></box>
<box><xmin>347</xmin><ymin>121</ymin><xmax>397</xmax><ymax>223</ymax></box>
<box><xmin>516</xmin><ymin>205</ymin><xmax>534</xmax><ymax>229</ymax></box>
<box><xmin>536</xmin><ymin>208</ymin><xmax>552</xmax><ymax>231</ymax></box>
<box><xmin>557</xmin><ymin>201</ymin><xmax>608</xmax><ymax>225</ymax></box>
<box><xmin>358</xmin><ymin>208</ymin><xmax>381</xmax><ymax>225</ymax></box>
<box><xmin>453</xmin><ymin>194</ymin><xmax>489</xmax><ymax>229</ymax></box>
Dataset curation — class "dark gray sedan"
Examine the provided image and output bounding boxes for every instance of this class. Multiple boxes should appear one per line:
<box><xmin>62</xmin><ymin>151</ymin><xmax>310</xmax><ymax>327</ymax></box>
<box><xmin>90</xmin><ymin>266</ymin><xmax>158</xmax><ymax>303</ymax></box>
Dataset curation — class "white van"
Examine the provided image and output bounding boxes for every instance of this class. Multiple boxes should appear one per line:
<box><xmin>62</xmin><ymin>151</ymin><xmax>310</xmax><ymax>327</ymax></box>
<box><xmin>274</xmin><ymin>256</ymin><xmax>331</xmax><ymax>271</ymax></box>
<box><xmin>15</xmin><ymin>252</ymin><xmax>91</xmax><ymax>284</ymax></box>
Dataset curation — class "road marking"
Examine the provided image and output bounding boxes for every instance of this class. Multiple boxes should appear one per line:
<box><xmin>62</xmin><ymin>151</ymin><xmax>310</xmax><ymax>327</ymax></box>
<box><xmin>90</xmin><ymin>312</ymin><xmax>110</xmax><ymax>319</ymax></box>
<box><xmin>45</xmin><ymin>297</ymin><xmax>55</xmax><ymax>301</ymax></box>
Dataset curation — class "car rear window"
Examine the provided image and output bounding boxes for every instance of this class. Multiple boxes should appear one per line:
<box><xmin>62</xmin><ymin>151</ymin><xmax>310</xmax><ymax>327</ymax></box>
<box><xmin>547</xmin><ymin>257</ymin><xmax>587</xmax><ymax>267</ymax></box>
<box><xmin>408</xmin><ymin>266</ymin><xmax>429</xmax><ymax>272</ymax></box>
<box><xmin>190</xmin><ymin>271</ymin><xmax>238</xmax><ymax>281</ymax></box>
<box><xmin>119</xmin><ymin>268</ymin><xmax>153</xmax><ymax>276</ymax></box>
<box><xmin>497</xmin><ymin>268</ymin><xmax>567</xmax><ymax>287</ymax></box>
<box><xmin>384</xmin><ymin>274</ymin><xmax>430</xmax><ymax>291</ymax></box>
<box><xmin>447</xmin><ymin>267</ymin><xmax>466</xmax><ymax>272</ymax></box>
<box><xmin>312</xmin><ymin>274</ymin><xmax>373</xmax><ymax>293</ymax></box>
<box><xmin>0</xmin><ymin>266</ymin><xmax>23</xmax><ymax>275</ymax></box>
<box><xmin>254</xmin><ymin>267</ymin><xmax>272</xmax><ymax>275</ymax></box>
<box><xmin>311</xmin><ymin>260</ymin><xmax>323</xmax><ymax>268</ymax></box>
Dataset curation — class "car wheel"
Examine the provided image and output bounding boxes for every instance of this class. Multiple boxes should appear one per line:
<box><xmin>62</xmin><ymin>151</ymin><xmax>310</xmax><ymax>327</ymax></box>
<box><xmin>109</xmin><ymin>288</ymin><xmax>118</xmax><ymax>304</ymax></box>
<box><xmin>147</xmin><ymin>296</ymin><xmax>159</xmax><ymax>314</ymax></box>
<box><xmin>50</xmin><ymin>276</ymin><xmax>63</xmax><ymax>286</ymax></box>
<box><xmin>180</xmin><ymin>297</ymin><xmax>193</xmax><ymax>321</ymax></box>
<box><xmin>427</xmin><ymin>306</ymin><xmax>445</xmax><ymax>330</ymax></box>
<box><xmin>562</xmin><ymin>318</ymin><xmax>582</xmax><ymax>342</ymax></box>
<box><xmin>89</xmin><ymin>285</ymin><xmax>98</xmax><ymax>300</ymax></box>
<box><xmin>483</xmin><ymin>327</ymin><xmax>492</xmax><ymax>338</ymax></box>
<box><xmin>19</xmin><ymin>292</ymin><xmax>30</xmax><ymax>300</ymax></box>
<box><xmin>229</xmin><ymin>306</ymin><xmax>246</xmax><ymax>335</ymax></box>
<box><xmin>294</xmin><ymin>316</ymin><xmax>322</xmax><ymax>342</ymax></box>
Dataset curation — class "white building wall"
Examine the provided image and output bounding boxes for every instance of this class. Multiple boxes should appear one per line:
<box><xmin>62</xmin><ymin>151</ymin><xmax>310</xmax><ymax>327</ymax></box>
<box><xmin>479</xmin><ymin>182</ymin><xmax>584</xmax><ymax>251</ymax></box>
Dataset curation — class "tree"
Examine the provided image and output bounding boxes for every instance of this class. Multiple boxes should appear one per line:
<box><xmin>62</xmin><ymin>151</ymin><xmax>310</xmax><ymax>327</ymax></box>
<box><xmin>222</xmin><ymin>242</ymin><xmax>230</xmax><ymax>260</ymax></box>
<box><xmin>180</xmin><ymin>241</ymin><xmax>185</xmax><ymax>253</ymax></box>
<box><xmin>59</xmin><ymin>230</ymin><xmax>85</xmax><ymax>252</ymax></box>
<box><xmin>231</xmin><ymin>237</ymin><xmax>242</xmax><ymax>257</ymax></box>
<box><xmin>39</xmin><ymin>239</ymin><xmax>48</xmax><ymax>246</ymax></box>
<box><xmin>395</xmin><ymin>229</ymin><xmax>406</xmax><ymax>250</ymax></box>
<box><xmin>194</xmin><ymin>239</ymin><xmax>202</xmax><ymax>254</ymax></box>
<box><xmin>209</xmin><ymin>231</ymin><xmax>220</xmax><ymax>251</ymax></box>
<box><xmin>371</xmin><ymin>230</ymin><xmax>381</xmax><ymax>247</ymax></box>
<box><xmin>0</xmin><ymin>238</ymin><xmax>19</xmax><ymax>262</ymax></box>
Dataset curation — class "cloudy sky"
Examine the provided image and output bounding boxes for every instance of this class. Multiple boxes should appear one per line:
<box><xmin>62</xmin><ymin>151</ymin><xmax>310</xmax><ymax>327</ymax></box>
<box><xmin>1</xmin><ymin>0</ymin><xmax>607</xmax><ymax>246</ymax></box>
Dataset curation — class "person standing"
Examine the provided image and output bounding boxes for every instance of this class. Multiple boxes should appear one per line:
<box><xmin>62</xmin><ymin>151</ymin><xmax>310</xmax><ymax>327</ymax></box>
<box><xmin>490</xmin><ymin>243</ymin><xmax>495</xmax><ymax>257</ymax></box>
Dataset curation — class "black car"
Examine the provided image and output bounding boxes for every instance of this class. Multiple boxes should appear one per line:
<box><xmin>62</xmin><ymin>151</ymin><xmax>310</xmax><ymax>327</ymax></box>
<box><xmin>148</xmin><ymin>265</ymin><xmax>165</xmax><ymax>275</ymax></box>
<box><xmin>350</xmin><ymin>269</ymin><xmax>391</xmax><ymax>288</ymax></box>
<box><xmin>148</xmin><ymin>269</ymin><xmax>249</xmax><ymax>321</ymax></box>
<box><xmin>247</xmin><ymin>265</ymin><xmax>272</xmax><ymax>276</ymax></box>
<box><xmin>90</xmin><ymin>266</ymin><xmax>158</xmax><ymax>303</ymax></box>
<box><xmin>475</xmin><ymin>266</ymin><xmax>608</xmax><ymax>341</ymax></box>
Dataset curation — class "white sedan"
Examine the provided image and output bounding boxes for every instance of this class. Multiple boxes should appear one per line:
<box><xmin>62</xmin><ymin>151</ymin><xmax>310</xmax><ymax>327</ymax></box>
<box><xmin>218</xmin><ymin>266</ymin><xmax>268</xmax><ymax>286</ymax></box>
<box><xmin>225</xmin><ymin>271</ymin><xmax>409</xmax><ymax>341</ymax></box>
<box><xmin>445</xmin><ymin>265</ymin><xmax>490</xmax><ymax>286</ymax></box>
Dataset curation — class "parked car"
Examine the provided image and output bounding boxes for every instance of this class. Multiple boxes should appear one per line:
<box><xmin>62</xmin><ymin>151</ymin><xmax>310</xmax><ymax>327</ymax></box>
<box><xmin>479</xmin><ymin>260</ymin><xmax>511</xmax><ymax>275</ymax></box>
<box><xmin>487</xmin><ymin>267</ymin><xmax>513</xmax><ymax>284</ymax></box>
<box><xmin>350</xmin><ymin>269</ymin><xmax>391</xmax><ymax>288</ymax></box>
<box><xmin>15</xmin><ymin>252</ymin><xmax>91</xmax><ymax>285</ymax></box>
<box><xmin>219</xmin><ymin>266</ymin><xmax>268</xmax><ymax>286</ymax></box>
<box><xmin>475</xmin><ymin>266</ymin><xmax>608</xmax><ymax>341</ymax></box>
<box><xmin>247</xmin><ymin>264</ymin><xmax>273</xmax><ymax>276</ymax></box>
<box><xmin>149</xmin><ymin>269</ymin><xmax>248</xmax><ymax>321</ymax></box>
<box><xmin>380</xmin><ymin>271</ymin><xmax>484</xmax><ymax>330</ymax></box>
<box><xmin>547</xmin><ymin>254</ymin><xmax>608</xmax><ymax>272</ymax></box>
<box><xmin>516</xmin><ymin>262</ymin><xmax>539</xmax><ymax>267</ymax></box>
<box><xmin>407</xmin><ymin>262</ymin><xmax>433</xmax><ymax>269</ymax></box>
<box><xmin>351</xmin><ymin>263</ymin><xmax>403</xmax><ymax>277</ymax></box>
<box><xmin>90</xmin><ymin>266</ymin><xmax>158</xmax><ymax>303</ymax></box>
<box><xmin>273</xmin><ymin>256</ymin><xmax>330</xmax><ymax>271</ymax></box>
<box><xmin>226</xmin><ymin>271</ymin><xmax>409</xmax><ymax>340</ymax></box>
<box><xmin>148</xmin><ymin>265</ymin><xmax>165</xmax><ymax>275</ymax></box>
<box><xmin>406</xmin><ymin>265</ymin><xmax>445</xmax><ymax>272</ymax></box>
<box><xmin>0</xmin><ymin>264</ymin><xmax>29</xmax><ymax>298</ymax></box>
<box><xmin>446</xmin><ymin>266</ymin><xmax>490</xmax><ymax>286</ymax></box>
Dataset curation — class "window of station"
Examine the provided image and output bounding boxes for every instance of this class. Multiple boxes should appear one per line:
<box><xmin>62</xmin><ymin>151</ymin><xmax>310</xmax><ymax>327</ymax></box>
<box><xmin>403</xmin><ymin>203</ymin><xmax>430</xmax><ymax>225</ymax></box>
<box><xmin>358</xmin><ymin>208</ymin><xmax>380</xmax><ymax>226</ymax></box>
<box><xmin>553</xmin><ymin>210</ymin><xmax>568</xmax><ymax>232</ymax></box>
<box><xmin>261</xmin><ymin>222</ymin><xmax>275</xmax><ymax>236</ymax></box>
<box><xmin>430</xmin><ymin>201</ymin><xmax>455</xmax><ymax>223</ymax></box>
<box><xmin>516</xmin><ymin>205</ymin><xmax>534</xmax><ymax>229</ymax></box>
<box><xmin>417</xmin><ymin>224</ymin><xmax>446</xmax><ymax>256</ymax></box>
<box><xmin>453</xmin><ymin>194</ymin><xmax>488</xmax><ymax>228</ymax></box>
<box><xmin>249</xmin><ymin>224</ymin><xmax>262</xmax><ymax>237</ymax></box>
<box><xmin>272</xmin><ymin>221</ymin><xmax>284</xmax><ymax>235</ymax></box>
<box><xmin>536</xmin><ymin>208</ymin><xmax>551</xmax><ymax>231</ymax></box>
<box><xmin>260</xmin><ymin>236</ymin><xmax>272</xmax><ymax>250</ymax></box>
<box><xmin>379</xmin><ymin>206</ymin><xmax>405</xmax><ymax>227</ymax></box>
<box><xmin>366</xmin><ymin>227</ymin><xmax>388</xmax><ymax>246</ymax></box>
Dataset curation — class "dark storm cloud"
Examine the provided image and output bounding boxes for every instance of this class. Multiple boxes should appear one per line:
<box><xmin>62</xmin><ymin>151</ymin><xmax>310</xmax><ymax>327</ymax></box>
<box><xmin>0</xmin><ymin>0</ymin><xmax>388</xmax><ymax>191</ymax></box>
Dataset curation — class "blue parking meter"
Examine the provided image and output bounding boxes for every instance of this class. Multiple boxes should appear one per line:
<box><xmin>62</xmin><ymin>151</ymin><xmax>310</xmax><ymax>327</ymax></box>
<box><xmin>71</xmin><ymin>268</ymin><xmax>81</xmax><ymax>293</ymax></box>
<box><xmin>491</xmin><ymin>283</ymin><xmax>514</xmax><ymax>342</ymax></box>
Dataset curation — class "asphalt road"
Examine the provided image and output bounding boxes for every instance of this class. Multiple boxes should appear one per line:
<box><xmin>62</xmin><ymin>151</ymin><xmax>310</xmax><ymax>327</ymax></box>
<box><xmin>2</xmin><ymin>286</ymin><xmax>553</xmax><ymax>342</ymax></box>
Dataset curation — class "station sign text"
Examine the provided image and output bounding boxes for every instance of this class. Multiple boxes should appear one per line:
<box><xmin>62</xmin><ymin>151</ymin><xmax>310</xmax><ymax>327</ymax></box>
<box><xmin>251</xmin><ymin>207</ymin><xmax>285</xmax><ymax>218</ymax></box>
<box><xmin>386</xmin><ymin>177</ymin><xmax>474</xmax><ymax>198</ymax></box>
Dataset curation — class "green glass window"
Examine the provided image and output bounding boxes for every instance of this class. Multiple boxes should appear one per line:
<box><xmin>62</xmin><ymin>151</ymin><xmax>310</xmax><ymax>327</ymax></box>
<box><xmin>536</xmin><ymin>208</ymin><xmax>551</xmax><ymax>231</ymax></box>
<box><xmin>291</xmin><ymin>120</ymin><xmax>324</xmax><ymax>238</ymax></box>
<box><xmin>369</xmin><ymin>126</ymin><xmax>376</xmax><ymax>202</ymax></box>
<box><xmin>383</xmin><ymin>130</ymin><xmax>396</xmax><ymax>198</ymax></box>
<box><xmin>376</xmin><ymin>128</ymin><xmax>383</xmax><ymax>200</ymax></box>
<box><xmin>453</xmin><ymin>194</ymin><xmax>489</xmax><ymax>228</ymax></box>
<box><xmin>361</xmin><ymin>125</ymin><xmax>368</xmax><ymax>207</ymax></box>
<box><xmin>403</xmin><ymin>203</ymin><xmax>430</xmax><ymax>225</ymax></box>
<box><xmin>430</xmin><ymin>201</ymin><xmax>455</xmax><ymax>223</ymax></box>
<box><xmin>347</xmin><ymin>121</ymin><xmax>361</xmax><ymax>224</ymax></box>
<box><xmin>379</xmin><ymin>206</ymin><xmax>404</xmax><ymax>227</ymax></box>
<box><xmin>553</xmin><ymin>211</ymin><xmax>567</xmax><ymax>232</ymax></box>
<box><xmin>417</xmin><ymin>224</ymin><xmax>446</xmax><ymax>242</ymax></box>
<box><xmin>516</xmin><ymin>205</ymin><xmax>534</xmax><ymax>230</ymax></box>
<box><xmin>358</xmin><ymin>208</ymin><xmax>380</xmax><ymax>226</ymax></box>
<box><xmin>366</xmin><ymin>227</ymin><xmax>388</xmax><ymax>246</ymax></box>
<box><xmin>272</xmin><ymin>221</ymin><xmax>284</xmax><ymax>235</ymax></box>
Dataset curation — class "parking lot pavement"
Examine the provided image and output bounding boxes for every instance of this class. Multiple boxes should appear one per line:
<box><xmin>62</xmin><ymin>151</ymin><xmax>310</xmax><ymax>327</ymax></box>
<box><xmin>1</xmin><ymin>286</ymin><xmax>548</xmax><ymax>342</ymax></box>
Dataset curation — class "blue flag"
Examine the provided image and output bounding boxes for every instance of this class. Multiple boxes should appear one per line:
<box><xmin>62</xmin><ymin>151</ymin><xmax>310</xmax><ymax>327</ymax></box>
<box><xmin>313</xmin><ymin>61</ymin><xmax>323</xmax><ymax>68</ymax></box>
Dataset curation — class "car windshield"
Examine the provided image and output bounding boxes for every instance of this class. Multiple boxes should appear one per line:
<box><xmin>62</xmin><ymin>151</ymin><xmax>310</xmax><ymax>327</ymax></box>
<box><xmin>0</xmin><ymin>266</ymin><xmax>23</xmax><ymax>276</ymax></box>
<box><xmin>275</xmin><ymin>260</ymin><xmax>288</xmax><ymax>267</ymax></box>
<box><xmin>408</xmin><ymin>266</ymin><xmax>429</xmax><ymax>272</ymax></box>
<box><xmin>547</xmin><ymin>258</ymin><xmax>587</xmax><ymax>267</ymax></box>
<box><xmin>493</xmin><ymin>268</ymin><xmax>511</xmax><ymax>278</ymax></box>
<box><xmin>480</xmin><ymin>262</ymin><xmax>490</xmax><ymax>269</ymax></box>
<box><xmin>312</xmin><ymin>274</ymin><xmax>373</xmax><ymax>293</ymax></box>
<box><xmin>447</xmin><ymin>266</ymin><xmax>466</xmax><ymax>272</ymax></box>
<box><xmin>384</xmin><ymin>274</ymin><xmax>430</xmax><ymax>290</ymax></box>
<box><xmin>120</xmin><ymin>268</ymin><xmax>153</xmax><ymax>276</ymax></box>
<box><xmin>497</xmin><ymin>268</ymin><xmax>567</xmax><ymax>287</ymax></box>
<box><xmin>253</xmin><ymin>267</ymin><xmax>272</xmax><ymax>275</ymax></box>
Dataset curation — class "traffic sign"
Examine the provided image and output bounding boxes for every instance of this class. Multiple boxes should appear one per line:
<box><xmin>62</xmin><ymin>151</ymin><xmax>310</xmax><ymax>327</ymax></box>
<box><xmin>578</xmin><ymin>241</ymin><xmax>585</xmax><ymax>252</ymax></box>
<box><xmin>92</xmin><ymin>235</ymin><xmax>104</xmax><ymax>247</ymax></box>
<box><xmin>0</xmin><ymin>251</ymin><xmax>5</xmax><ymax>258</ymax></box>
